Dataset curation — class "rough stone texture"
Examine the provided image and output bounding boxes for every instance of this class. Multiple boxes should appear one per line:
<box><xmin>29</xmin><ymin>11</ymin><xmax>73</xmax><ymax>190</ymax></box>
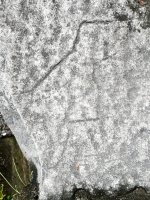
<box><xmin>1</xmin><ymin>0</ymin><xmax>150</xmax><ymax>199</ymax></box>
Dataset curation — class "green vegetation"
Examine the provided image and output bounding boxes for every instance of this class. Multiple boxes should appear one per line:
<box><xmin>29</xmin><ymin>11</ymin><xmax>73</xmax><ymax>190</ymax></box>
<box><xmin>0</xmin><ymin>172</ymin><xmax>20</xmax><ymax>195</ymax></box>
<box><xmin>0</xmin><ymin>184</ymin><xmax>5</xmax><ymax>200</ymax></box>
<box><xmin>12</xmin><ymin>158</ymin><xmax>26</xmax><ymax>187</ymax></box>
<box><xmin>0</xmin><ymin>131</ymin><xmax>34</xmax><ymax>200</ymax></box>
<box><xmin>0</xmin><ymin>157</ymin><xmax>28</xmax><ymax>199</ymax></box>
<box><xmin>0</xmin><ymin>184</ymin><xmax>17</xmax><ymax>200</ymax></box>
<box><xmin>0</xmin><ymin>173</ymin><xmax>18</xmax><ymax>200</ymax></box>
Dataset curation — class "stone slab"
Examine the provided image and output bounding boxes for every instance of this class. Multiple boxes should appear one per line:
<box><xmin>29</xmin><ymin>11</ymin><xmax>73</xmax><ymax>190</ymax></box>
<box><xmin>1</xmin><ymin>0</ymin><xmax>150</xmax><ymax>199</ymax></box>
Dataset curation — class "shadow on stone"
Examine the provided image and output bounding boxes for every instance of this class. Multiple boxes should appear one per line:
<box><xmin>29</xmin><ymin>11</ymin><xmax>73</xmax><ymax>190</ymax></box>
<box><xmin>60</xmin><ymin>186</ymin><xmax>150</xmax><ymax>200</ymax></box>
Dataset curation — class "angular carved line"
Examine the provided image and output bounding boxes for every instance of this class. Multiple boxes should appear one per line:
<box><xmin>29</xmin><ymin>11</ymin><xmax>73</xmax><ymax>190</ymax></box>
<box><xmin>69</xmin><ymin>118</ymin><xmax>100</xmax><ymax>123</ymax></box>
<box><xmin>23</xmin><ymin>19</ymin><xmax>114</xmax><ymax>94</ymax></box>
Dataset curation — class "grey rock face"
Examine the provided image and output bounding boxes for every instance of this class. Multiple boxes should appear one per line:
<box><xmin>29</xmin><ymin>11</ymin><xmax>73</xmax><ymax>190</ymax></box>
<box><xmin>1</xmin><ymin>0</ymin><xmax>150</xmax><ymax>199</ymax></box>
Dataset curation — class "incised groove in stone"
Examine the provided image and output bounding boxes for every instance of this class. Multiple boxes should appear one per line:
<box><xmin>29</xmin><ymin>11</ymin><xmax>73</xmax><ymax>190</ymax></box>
<box><xmin>23</xmin><ymin>19</ymin><xmax>114</xmax><ymax>94</ymax></box>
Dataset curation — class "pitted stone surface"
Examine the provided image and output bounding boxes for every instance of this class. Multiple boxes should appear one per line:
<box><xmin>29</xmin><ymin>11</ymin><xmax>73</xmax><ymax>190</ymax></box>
<box><xmin>1</xmin><ymin>0</ymin><xmax>150</xmax><ymax>199</ymax></box>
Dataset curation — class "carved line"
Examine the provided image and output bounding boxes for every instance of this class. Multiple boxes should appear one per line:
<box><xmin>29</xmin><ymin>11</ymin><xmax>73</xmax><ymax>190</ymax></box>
<box><xmin>69</xmin><ymin>118</ymin><xmax>100</xmax><ymax>123</ymax></box>
<box><xmin>22</xmin><ymin>19</ymin><xmax>114</xmax><ymax>94</ymax></box>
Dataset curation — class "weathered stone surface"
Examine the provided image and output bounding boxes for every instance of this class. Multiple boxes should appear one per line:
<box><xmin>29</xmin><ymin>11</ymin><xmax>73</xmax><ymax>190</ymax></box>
<box><xmin>1</xmin><ymin>0</ymin><xmax>150</xmax><ymax>199</ymax></box>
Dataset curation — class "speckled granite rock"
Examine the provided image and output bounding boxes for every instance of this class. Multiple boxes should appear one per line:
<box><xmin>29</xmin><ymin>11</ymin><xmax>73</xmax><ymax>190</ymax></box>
<box><xmin>1</xmin><ymin>0</ymin><xmax>150</xmax><ymax>199</ymax></box>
